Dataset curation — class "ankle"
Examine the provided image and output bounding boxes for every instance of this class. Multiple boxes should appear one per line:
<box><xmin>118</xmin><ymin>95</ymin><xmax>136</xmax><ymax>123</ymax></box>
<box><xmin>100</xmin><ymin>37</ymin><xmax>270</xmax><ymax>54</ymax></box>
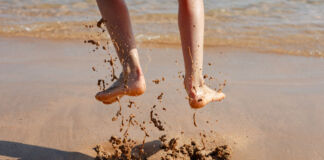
<box><xmin>123</xmin><ymin>65</ymin><xmax>143</xmax><ymax>76</ymax></box>
<box><xmin>122</xmin><ymin>51</ymin><xmax>143</xmax><ymax>76</ymax></box>
<box><xmin>184</xmin><ymin>75</ymin><xmax>204</xmax><ymax>93</ymax></box>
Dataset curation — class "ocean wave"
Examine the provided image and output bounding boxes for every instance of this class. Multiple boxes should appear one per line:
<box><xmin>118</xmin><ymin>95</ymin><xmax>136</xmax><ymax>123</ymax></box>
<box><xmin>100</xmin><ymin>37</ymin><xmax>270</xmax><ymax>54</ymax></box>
<box><xmin>0</xmin><ymin>20</ymin><xmax>323</xmax><ymax>57</ymax></box>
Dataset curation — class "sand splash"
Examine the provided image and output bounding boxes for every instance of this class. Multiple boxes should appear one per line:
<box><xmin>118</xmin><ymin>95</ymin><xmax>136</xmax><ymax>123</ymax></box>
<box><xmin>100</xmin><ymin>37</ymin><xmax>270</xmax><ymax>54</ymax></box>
<box><xmin>86</xmin><ymin>19</ymin><xmax>231</xmax><ymax>160</ymax></box>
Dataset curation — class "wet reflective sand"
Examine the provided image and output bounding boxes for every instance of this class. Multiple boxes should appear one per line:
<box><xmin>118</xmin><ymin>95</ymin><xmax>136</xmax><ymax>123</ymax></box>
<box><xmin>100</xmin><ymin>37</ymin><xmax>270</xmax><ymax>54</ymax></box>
<box><xmin>0</xmin><ymin>37</ymin><xmax>323</xmax><ymax>159</ymax></box>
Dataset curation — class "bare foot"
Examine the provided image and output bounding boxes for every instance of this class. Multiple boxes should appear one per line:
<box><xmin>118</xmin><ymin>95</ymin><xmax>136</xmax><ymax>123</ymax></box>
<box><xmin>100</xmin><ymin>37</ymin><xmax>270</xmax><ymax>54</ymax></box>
<box><xmin>95</xmin><ymin>71</ymin><xmax>146</xmax><ymax>104</ymax></box>
<box><xmin>185</xmin><ymin>80</ymin><xmax>225</xmax><ymax>109</ymax></box>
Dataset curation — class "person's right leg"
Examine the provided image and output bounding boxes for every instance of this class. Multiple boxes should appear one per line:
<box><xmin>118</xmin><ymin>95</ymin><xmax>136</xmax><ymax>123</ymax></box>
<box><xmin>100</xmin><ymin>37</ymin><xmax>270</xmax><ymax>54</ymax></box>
<box><xmin>95</xmin><ymin>0</ymin><xmax>146</xmax><ymax>104</ymax></box>
<box><xmin>178</xmin><ymin>0</ymin><xmax>225</xmax><ymax>109</ymax></box>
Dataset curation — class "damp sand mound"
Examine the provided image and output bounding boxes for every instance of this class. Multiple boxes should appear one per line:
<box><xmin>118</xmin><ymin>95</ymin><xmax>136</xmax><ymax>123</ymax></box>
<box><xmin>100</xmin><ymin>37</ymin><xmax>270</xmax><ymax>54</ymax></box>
<box><xmin>94</xmin><ymin>135</ymin><xmax>231</xmax><ymax>160</ymax></box>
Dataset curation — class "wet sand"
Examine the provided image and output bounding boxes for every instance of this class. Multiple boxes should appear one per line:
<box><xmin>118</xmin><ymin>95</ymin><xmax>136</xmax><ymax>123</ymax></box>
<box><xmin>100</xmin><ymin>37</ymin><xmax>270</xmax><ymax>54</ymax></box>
<box><xmin>0</xmin><ymin>37</ymin><xmax>324</xmax><ymax>160</ymax></box>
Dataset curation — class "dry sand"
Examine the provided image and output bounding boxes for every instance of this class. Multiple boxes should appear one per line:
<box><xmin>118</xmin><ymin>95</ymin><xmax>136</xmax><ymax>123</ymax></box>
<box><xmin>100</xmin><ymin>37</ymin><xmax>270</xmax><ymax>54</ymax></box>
<box><xmin>0</xmin><ymin>37</ymin><xmax>324</xmax><ymax>159</ymax></box>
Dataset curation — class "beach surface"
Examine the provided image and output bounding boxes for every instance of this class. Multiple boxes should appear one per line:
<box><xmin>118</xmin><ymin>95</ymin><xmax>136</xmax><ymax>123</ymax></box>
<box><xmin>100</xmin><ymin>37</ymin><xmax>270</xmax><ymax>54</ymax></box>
<box><xmin>0</xmin><ymin>37</ymin><xmax>324</xmax><ymax>160</ymax></box>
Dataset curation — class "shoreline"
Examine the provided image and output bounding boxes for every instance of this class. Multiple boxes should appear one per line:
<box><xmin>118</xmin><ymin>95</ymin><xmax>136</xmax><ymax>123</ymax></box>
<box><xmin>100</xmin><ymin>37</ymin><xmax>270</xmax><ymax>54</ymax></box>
<box><xmin>0</xmin><ymin>34</ymin><xmax>323</xmax><ymax>58</ymax></box>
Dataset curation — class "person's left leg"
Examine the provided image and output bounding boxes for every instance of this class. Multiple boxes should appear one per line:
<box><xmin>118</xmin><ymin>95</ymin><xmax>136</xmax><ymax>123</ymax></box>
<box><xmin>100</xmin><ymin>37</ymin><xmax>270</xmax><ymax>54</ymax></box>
<box><xmin>178</xmin><ymin>0</ymin><xmax>225</xmax><ymax>109</ymax></box>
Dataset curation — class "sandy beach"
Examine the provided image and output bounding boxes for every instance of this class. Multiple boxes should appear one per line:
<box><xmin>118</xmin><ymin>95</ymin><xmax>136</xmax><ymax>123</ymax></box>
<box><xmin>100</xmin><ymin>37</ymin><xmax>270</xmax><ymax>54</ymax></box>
<box><xmin>0</xmin><ymin>37</ymin><xmax>324</xmax><ymax>159</ymax></box>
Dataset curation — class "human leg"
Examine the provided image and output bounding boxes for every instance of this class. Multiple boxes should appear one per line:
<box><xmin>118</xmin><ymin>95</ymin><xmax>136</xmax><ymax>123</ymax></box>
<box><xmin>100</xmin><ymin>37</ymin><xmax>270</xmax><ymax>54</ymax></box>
<box><xmin>178</xmin><ymin>0</ymin><xmax>225</xmax><ymax>108</ymax></box>
<box><xmin>95</xmin><ymin>0</ymin><xmax>146</xmax><ymax>104</ymax></box>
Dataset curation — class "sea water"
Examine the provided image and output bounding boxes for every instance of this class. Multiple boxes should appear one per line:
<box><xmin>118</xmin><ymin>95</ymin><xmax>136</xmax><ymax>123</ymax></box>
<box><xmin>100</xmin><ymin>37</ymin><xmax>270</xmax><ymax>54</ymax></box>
<box><xmin>0</xmin><ymin>0</ymin><xmax>323</xmax><ymax>57</ymax></box>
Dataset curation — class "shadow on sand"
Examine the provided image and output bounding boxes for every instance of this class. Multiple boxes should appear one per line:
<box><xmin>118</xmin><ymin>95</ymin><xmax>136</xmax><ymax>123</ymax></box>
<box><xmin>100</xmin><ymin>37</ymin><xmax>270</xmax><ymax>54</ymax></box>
<box><xmin>0</xmin><ymin>141</ymin><xmax>93</xmax><ymax>160</ymax></box>
<box><xmin>0</xmin><ymin>140</ymin><xmax>162</xmax><ymax>160</ymax></box>
<box><xmin>131</xmin><ymin>140</ymin><xmax>162</xmax><ymax>159</ymax></box>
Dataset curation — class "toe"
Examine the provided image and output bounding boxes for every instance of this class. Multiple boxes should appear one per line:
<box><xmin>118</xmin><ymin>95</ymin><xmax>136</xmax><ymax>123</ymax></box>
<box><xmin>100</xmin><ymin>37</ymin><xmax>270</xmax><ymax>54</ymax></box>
<box><xmin>102</xmin><ymin>95</ymin><xmax>123</xmax><ymax>105</ymax></box>
<box><xmin>95</xmin><ymin>91</ymin><xmax>105</xmax><ymax>101</ymax></box>
<box><xmin>102</xmin><ymin>101</ymin><xmax>112</xmax><ymax>104</ymax></box>
<box><xmin>214</xmin><ymin>92</ymin><xmax>226</xmax><ymax>101</ymax></box>
<box><xmin>102</xmin><ymin>100</ymin><xmax>114</xmax><ymax>104</ymax></box>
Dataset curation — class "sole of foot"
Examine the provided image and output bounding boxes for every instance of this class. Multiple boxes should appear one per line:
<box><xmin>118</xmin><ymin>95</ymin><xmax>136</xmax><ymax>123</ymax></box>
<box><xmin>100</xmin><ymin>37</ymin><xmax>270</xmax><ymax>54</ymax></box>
<box><xmin>95</xmin><ymin>74</ymin><xmax>146</xmax><ymax>104</ymax></box>
<box><xmin>188</xmin><ymin>86</ymin><xmax>226</xmax><ymax>109</ymax></box>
